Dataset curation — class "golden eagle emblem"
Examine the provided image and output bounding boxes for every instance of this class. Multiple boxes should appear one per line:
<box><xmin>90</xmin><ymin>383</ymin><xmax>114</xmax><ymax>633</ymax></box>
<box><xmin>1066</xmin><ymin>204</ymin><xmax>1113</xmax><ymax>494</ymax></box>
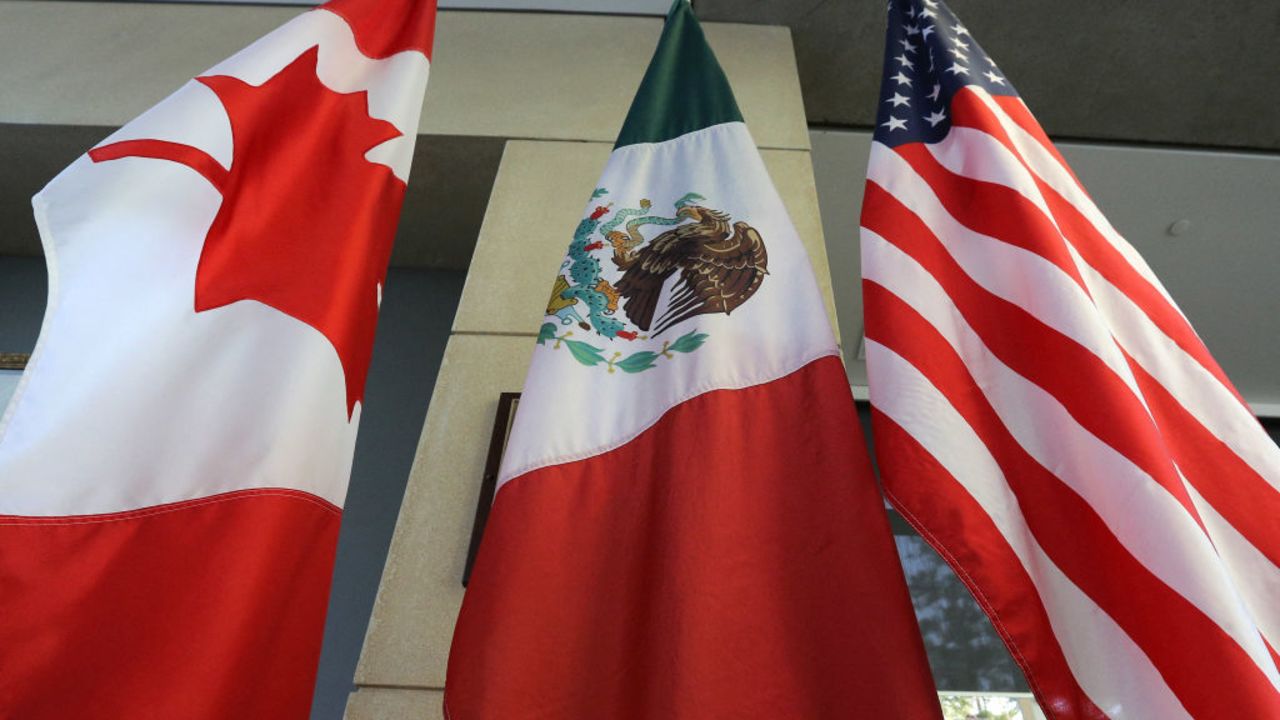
<box><xmin>538</xmin><ymin>191</ymin><xmax>766</xmax><ymax>374</ymax></box>
<box><xmin>612</xmin><ymin>204</ymin><xmax>768</xmax><ymax>336</ymax></box>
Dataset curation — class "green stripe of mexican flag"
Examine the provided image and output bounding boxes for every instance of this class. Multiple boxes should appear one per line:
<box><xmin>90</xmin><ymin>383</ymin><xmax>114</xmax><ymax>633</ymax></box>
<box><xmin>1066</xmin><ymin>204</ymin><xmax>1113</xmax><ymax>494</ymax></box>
<box><xmin>614</xmin><ymin>0</ymin><xmax>744</xmax><ymax>149</ymax></box>
<box><xmin>445</xmin><ymin>2</ymin><xmax>943</xmax><ymax>717</ymax></box>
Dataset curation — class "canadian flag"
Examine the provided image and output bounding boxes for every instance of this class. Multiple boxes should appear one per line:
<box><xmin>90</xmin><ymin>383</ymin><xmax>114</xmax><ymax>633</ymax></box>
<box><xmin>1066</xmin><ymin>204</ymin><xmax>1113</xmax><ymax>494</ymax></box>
<box><xmin>0</xmin><ymin>1</ymin><xmax>435</xmax><ymax>717</ymax></box>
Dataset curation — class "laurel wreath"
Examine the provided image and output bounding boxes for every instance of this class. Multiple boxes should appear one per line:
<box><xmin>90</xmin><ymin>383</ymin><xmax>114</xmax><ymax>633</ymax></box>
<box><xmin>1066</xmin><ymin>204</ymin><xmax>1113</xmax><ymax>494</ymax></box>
<box><xmin>537</xmin><ymin>323</ymin><xmax>708</xmax><ymax>374</ymax></box>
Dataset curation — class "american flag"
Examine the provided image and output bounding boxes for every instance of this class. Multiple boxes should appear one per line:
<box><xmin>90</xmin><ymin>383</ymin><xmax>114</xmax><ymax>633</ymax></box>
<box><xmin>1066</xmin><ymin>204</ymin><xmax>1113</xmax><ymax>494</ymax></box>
<box><xmin>861</xmin><ymin>1</ymin><xmax>1280</xmax><ymax>717</ymax></box>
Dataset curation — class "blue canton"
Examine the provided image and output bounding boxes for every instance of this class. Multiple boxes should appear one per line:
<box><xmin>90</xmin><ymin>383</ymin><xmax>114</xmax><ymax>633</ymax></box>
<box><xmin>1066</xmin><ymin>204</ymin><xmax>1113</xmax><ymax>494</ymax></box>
<box><xmin>874</xmin><ymin>0</ymin><xmax>1019</xmax><ymax>147</ymax></box>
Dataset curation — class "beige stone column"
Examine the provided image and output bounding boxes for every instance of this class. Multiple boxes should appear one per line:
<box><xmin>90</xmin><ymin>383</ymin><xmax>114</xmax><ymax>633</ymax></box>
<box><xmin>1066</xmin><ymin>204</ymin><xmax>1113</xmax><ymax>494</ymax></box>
<box><xmin>346</xmin><ymin>15</ymin><xmax>835</xmax><ymax>720</ymax></box>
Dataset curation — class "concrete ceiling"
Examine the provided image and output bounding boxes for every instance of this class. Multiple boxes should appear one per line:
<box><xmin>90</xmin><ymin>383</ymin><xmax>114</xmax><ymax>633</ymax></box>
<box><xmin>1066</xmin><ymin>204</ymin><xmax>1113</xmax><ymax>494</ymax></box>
<box><xmin>52</xmin><ymin>0</ymin><xmax>1280</xmax><ymax>150</ymax></box>
<box><xmin>698</xmin><ymin>0</ymin><xmax>1280</xmax><ymax>152</ymax></box>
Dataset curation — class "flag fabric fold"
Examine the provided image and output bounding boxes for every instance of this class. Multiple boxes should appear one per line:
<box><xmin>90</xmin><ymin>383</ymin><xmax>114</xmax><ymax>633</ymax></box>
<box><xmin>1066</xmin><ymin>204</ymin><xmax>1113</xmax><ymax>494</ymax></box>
<box><xmin>445</xmin><ymin>2</ymin><xmax>941</xmax><ymax>718</ymax></box>
<box><xmin>862</xmin><ymin>1</ymin><xmax>1280</xmax><ymax>717</ymax></box>
<box><xmin>0</xmin><ymin>1</ymin><xmax>436</xmax><ymax>717</ymax></box>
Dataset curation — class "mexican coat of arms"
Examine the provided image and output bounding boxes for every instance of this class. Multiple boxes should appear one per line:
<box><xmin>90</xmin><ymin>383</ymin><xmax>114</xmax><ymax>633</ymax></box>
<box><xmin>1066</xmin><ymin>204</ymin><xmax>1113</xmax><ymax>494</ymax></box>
<box><xmin>538</xmin><ymin>190</ymin><xmax>769</xmax><ymax>373</ymax></box>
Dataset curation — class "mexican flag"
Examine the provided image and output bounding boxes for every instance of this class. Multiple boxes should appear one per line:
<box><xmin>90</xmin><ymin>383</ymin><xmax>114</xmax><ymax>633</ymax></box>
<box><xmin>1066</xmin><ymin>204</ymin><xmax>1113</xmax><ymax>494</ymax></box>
<box><xmin>0</xmin><ymin>0</ymin><xmax>435</xmax><ymax>717</ymax></box>
<box><xmin>445</xmin><ymin>2</ymin><xmax>941</xmax><ymax>717</ymax></box>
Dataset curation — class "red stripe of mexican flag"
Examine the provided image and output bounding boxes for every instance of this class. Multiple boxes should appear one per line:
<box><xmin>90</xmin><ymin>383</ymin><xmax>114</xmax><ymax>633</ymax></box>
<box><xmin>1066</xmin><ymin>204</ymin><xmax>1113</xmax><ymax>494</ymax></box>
<box><xmin>444</xmin><ymin>2</ymin><xmax>941</xmax><ymax>717</ymax></box>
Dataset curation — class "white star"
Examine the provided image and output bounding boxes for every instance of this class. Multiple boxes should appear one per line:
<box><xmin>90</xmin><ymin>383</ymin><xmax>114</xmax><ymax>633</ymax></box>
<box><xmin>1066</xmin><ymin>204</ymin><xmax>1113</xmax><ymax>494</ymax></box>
<box><xmin>921</xmin><ymin>25</ymin><xmax>936</xmax><ymax>41</ymax></box>
<box><xmin>906</xmin><ymin>23</ymin><xmax>921</xmax><ymax>36</ymax></box>
<box><xmin>929</xmin><ymin>83</ymin><xmax>941</xmax><ymax>101</ymax></box>
<box><xmin>896</xmin><ymin>53</ymin><xmax>915</xmax><ymax>69</ymax></box>
<box><xmin>925</xmin><ymin>109</ymin><xmax>947</xmax><ymax>127</ymax></box>
<box><xmin>924</xmin><ymin>0</ymin><xmax>938</xmax><ymax>7</ymax></box>
<box><xmin>892</xmin><ymin>71</ymin><xmax>912</xmax><ymax>86</ymax></box>
<box><xmin>953</xmin><ymin>38</ymin><xmax>970</xmax><ymax>51</ymax></box>
<box><xmin>905</xmin><ymin>5</ymin><xmax>917</xmax><ymax>19</ymax></box>
<box><xmin>947</xmin><ymin>63</ymin><xmax>970</xmax><ymax>76</ymax></box>
<box><xmin>900</xmin><ymin>38</ymin><xmax>917</xmax><ymax>52</ymax></box>
<box><xmin>951</xmin><ymin>48</ymin><xmax>969</xmax><ymax>61</ymax></box>
<box><xmin>920</xmin><ymin>7</ymin><xmax>937</xmax><ymax>19</ymax></box>
<box><xmin>954</xmin><ymin>23</ymin><xmax>970</xmax><ymax>37</ymax></box>
<box><xmin>886</xmin><ymin>92</ymin><xmax>911</xmax><ymax>107</ymax></box>
<box><xmin>882</xmin><ymin>116</ymin><xmax>908</xmax><ymax>132</ymax></box>
<box><xmin>987</xmin><ymin>55</ymin><xmax>1000</xmax><ymax>67</ymax></box>
<box><xmin>983</xmin><ymin>70</ymin><xmax>1006</xmax><ymax>85</ymax></box>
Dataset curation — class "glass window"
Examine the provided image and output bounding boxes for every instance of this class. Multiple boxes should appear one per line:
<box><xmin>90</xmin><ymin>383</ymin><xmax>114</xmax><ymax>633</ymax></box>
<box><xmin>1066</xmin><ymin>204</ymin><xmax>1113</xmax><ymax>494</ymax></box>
<box><xmin>866</xmin><ymin>403</ymin><xmax>1047</xmax><ymax>718</ymax></box>
<box><xmin>894</xmin><ymin>530</ymin><xmax>1028</xmax><ymax>692</ymax></box>
<box><xmin>892</xmin><ymin>526</ymin><xmax>1048</xmax><ymax>718</ymax></box>
<box><xmin>0</xmin><ymin>368</ymin><xmax>21</xmax><ymax>414</ymax></box>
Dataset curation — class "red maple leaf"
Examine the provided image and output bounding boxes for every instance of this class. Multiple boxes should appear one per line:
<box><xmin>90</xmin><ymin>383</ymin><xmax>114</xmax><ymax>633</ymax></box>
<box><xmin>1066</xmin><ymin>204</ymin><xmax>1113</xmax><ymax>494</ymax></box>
<box><xmin>91</xmin><ymin>47</ymin><xmax>406</xmax><ymax>417</ymax></box>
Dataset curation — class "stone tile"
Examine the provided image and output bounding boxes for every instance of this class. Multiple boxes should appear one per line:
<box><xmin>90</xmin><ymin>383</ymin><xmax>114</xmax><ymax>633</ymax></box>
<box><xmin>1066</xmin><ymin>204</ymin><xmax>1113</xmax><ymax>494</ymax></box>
<box><xmin>423</xmin><ymin>13</ymin><xmax>808</xmax><ymax>149</ymax></box>
<box><xmin>354</xmin><ymin>334</ymin><xmax>535</xmax><ymax>688</ymax></box>
<box><xmin>345</xmin><ymin>687</ymin><xmax>443</xmax><ymax>720</ymax></box>
<box><xmin>453</xmin><ymin>140</ymin><xmax>841</xmax><ymax>344</ymax></box>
